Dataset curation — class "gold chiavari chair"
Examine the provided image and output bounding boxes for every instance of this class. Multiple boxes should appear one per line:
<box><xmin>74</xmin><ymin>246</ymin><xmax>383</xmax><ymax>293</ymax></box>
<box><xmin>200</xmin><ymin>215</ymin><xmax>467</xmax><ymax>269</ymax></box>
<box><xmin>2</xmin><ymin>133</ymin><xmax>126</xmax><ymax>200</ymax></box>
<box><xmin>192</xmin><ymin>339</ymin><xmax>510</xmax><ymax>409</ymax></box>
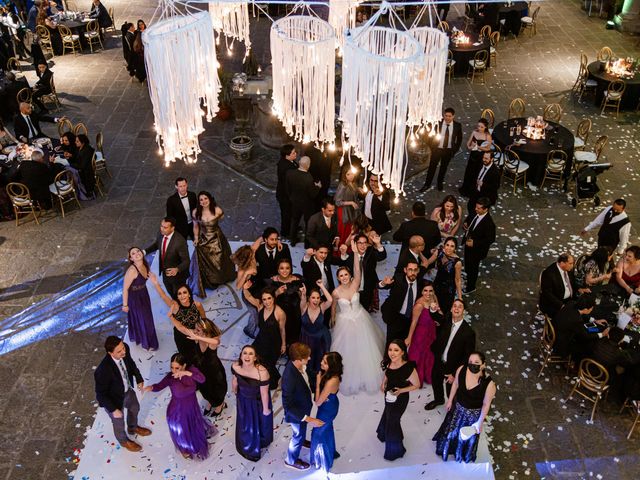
<box><xmin>543</xmin><ymin>103</ymin><xmax>563</xmax><ymax>122</ymax></box>
<box><xmin>601</xmin><ymin>79</ymin><xmax>625</xmax><ymax>118</ymax></box>
<box><xmin>467</xmin><ymin>49</ymin><xmax>488</xmax><ymax>84</ymax></box>
<box><xmin>508</xmin><ymin>97</ymin><xmax>526</xmax><ymax>119</ymax></box>
<box><xmin>566</xmin><ymin>358</ymin><xmax>610</xmax><ymax>422</ymax></box>
<box><xmin>540</xmin><ymin>150</ymin><xmax>567</xmax><ymax>190</ymax></box>
<box><xmin>573</xmin><ymin>118</ymin><xmax>592</xmax><ymax>151</ymax></box>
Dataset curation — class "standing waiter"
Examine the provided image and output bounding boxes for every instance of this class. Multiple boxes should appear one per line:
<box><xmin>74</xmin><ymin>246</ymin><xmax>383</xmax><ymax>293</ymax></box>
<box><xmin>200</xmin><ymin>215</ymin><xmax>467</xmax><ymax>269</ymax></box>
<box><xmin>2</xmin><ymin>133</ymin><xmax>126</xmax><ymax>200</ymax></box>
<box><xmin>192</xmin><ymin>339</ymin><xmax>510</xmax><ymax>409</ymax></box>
<box><xmin>581</xmin><ymin>198</ymin><xmax>631</xmax><ymax>255</ymax></box>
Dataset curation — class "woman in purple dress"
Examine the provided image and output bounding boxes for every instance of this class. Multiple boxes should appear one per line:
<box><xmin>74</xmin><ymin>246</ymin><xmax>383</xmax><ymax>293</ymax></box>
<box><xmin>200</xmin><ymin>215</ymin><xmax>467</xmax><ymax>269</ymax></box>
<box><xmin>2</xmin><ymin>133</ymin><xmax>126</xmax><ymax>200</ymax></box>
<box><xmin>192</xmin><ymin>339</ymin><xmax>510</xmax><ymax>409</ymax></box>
<box><xmin>144</xmin><ymin>353</ymin><xmax>215</xmax><ymax>459</ymax></box>
<box><xmin>299</xmin><ymin>280</ymin><xmax>333</xmax><ymax>373</ymax></box>
<box><xmin>405</xmin><ymin>282</ymin><xmax>441</xmax><ymax>387</ymax></box>
<box><xmin>231</xmin><ymin>345</ymin><xmax>273</xmax><ymax>461</ymax></box>
<box><xmin>122</xmin><ymin>247</ymin><xmax>158</xmax><ymax>350</ymax></box>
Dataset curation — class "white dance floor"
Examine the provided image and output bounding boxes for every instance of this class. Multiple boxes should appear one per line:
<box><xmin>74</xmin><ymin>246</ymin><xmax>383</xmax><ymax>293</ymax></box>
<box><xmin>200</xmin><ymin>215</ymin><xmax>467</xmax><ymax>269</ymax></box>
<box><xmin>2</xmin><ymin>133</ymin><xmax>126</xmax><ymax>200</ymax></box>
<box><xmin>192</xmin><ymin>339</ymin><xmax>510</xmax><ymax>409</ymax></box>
<box><xmin>72</xmin><ymin>243</ymin><xmax>494</xmax><ymax>479</ymax></box>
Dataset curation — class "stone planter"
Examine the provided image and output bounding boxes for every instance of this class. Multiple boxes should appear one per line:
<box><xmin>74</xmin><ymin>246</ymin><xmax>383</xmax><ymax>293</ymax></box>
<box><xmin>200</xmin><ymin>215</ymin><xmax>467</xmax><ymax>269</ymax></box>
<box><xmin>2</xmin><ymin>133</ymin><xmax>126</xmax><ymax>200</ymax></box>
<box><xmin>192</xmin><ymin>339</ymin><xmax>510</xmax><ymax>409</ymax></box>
<box><xmin>229</xmin><ymin>135</ymin><xmax>253</xmax><ymax>161</ymax></box>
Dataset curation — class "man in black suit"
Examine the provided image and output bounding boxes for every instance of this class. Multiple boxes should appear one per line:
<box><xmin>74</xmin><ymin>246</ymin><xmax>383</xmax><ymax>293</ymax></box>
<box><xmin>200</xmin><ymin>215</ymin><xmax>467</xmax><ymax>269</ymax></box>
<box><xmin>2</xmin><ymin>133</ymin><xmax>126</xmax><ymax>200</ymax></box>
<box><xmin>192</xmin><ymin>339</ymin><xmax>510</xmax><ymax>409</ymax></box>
<box><xmin>94</xmin><ymin>336</ymin><xmax>151</xmax><ymax>452</ymax></box>
<box><xmin>539</xmin><ymin>253</ymin><xmax>584</xmax><ymax>318</ymax></box>
<box><xmin>420</xmin><ymin>107</ymin><xmax>463</xmax><ymax>192</ymax></box>
<box><xmin>253</xmin><ymin>227</ymin><xmax>292</xmax><ymax>291</ymax></box>
<box><xmin>18</xmin><ymin>149</ymin><xmax>55</xmax><ymax>209</ymax></box>
<box><xmin>462</xmin><ymin>197</ymin><xmax>496</xmax><ymax>294</ymax></box>
<box><xmin>144</xmin><ymin>217</ymin><xmax>190</xmax><ymax>299</ymax></box>
<box><xmin>305</xmin><ymin>197</ymin><xmax>339</xmax><ymax>250</ymax></box>
<box><xmin>337</xmin><ymin>231</ymin><xmax>387</xmax><ymax>310</ymax></box>
<box><xmin>287</xmin><ymin>155</ymin><xmax>321</xmax><ymax>245</ymax></box>
<box><xmin>89</xmin><ymin>0</ymin><xmax>113</xmax><ymax>29</ymax></box>
<box><xmin>276</xmin><ymin>144</ymin><xmax>298</xmax><ymax>237</ymax></box>
<box><xmin>394</xmin><ymin>235</ymin><xmax>431</xmax><ymax>280</ymax></box>
<box><xmin>301</xmin><ymin>244</ymin><xmax>335</xmax><ymax>293</ymax></box>
<box><xmin>425</xmin><ymin>299</ymin><xmax>476</xmax><ymax>410</ymax></box>
<box><xmin>393</xmin><ymin>201</ymin><xmax>440</xmax><ymax>256</ymax></box>
<box><xmin>166</xmin><ymin>177</ymin><xmax>197</xmax><ymax>240</ymax></box>
<box><xmin>31</xmin><ymin>62</ymin><xmax>53</xmax><ymax>112</ymax></box>
<box><xmin>467</xmin><ymin>152</ymin><xmax>500</xmax><ymax>214</ymax></box>
<box><xmin>552</xmin><ymin>295</ymin><xmax>607</xmax><ymax>361</ymax></box>
<box><xmin>281</xmin><ymin>343</ymin><xmax>323</xmax><ymax>470</ymax></box>
<box><xmin>362</xmin><ymin>174</ymin><xmax>392</xmax><ymax>235</ymax></box>
<box><xmin>13</xmin><ymin>102</ymin><xmax>63</xmax><ymax>143</ymax></box>
<box><xmin>380</xmin><ymin>260</ymin><xmax>424</xmax><ymax>347</ymax></box>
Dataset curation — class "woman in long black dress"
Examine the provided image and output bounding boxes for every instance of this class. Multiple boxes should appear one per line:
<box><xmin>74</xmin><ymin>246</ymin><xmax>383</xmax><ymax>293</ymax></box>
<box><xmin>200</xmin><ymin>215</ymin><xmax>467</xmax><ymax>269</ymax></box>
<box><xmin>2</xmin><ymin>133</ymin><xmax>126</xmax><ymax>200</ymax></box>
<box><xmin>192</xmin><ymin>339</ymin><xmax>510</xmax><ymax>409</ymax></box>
<box><xmin>266</xmin><ymin>259</ymin><xmax>303</xmax><ymax>346</ymax></box>
<box><xmin>433</xmin><ymin>351</ymin><xmax>496</xmax><ymax>463</ymax></box>
<box><xmin>242</xmin><ymin>286</ymin><xmax>286</xmax><ymax>390</ymax></box>
<box><xmin>231</xmin><ymin>345</ymin><xmax>273</xmax><ymax>461</ymax></box>
<box><xmin>460</xmin><ymin>118</ymin><xmax>492</xmax><ymax>196</ymax></box>
<box><xmin>188</xmin><ymin>318</ymin><xmax>228</xmax><ymax>417</ymax></box>
<box><xmin>132</xmin><ymin>19</ymin><xmax>147</xmax><ymax>83</ymax></box>
<box><xmin>150</xmin><ymin>277</ymin><xmax>204</xmax><ymax>364</ymax></box>
<box><xmin>376</xmin><ymin>339</ymin><xmax>420</xmax><ymax>461</ymax></box>
<box><xmin>433</xmin><ymin>237</ymin><xmax>463</xmax><ymax>316</ymax></box>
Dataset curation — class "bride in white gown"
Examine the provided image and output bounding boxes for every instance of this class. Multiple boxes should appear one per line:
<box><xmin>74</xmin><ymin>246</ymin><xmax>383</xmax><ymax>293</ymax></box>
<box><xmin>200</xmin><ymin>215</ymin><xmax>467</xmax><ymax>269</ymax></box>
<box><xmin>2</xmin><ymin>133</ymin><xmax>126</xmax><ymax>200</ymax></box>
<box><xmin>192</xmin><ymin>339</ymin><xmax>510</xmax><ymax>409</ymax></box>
<box><xmin>331</xmin><ymin>240</ymin><xmax>384</xmax><ymax>395</ymax></box>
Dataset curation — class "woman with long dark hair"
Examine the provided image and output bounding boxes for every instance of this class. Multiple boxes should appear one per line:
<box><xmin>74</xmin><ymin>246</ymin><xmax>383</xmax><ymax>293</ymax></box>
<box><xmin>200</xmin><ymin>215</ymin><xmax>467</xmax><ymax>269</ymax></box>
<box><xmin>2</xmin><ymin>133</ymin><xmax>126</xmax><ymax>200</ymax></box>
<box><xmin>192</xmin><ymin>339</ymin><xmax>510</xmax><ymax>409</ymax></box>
<box><xmin>132</xmin><ymin>19</ymin><xmax>147</xmax><ymax>83</ymax></box>
<box><xmin>242</xmin><ymin>286</ymin><xmax>287</xmax><ymax>389</ymax></box>
<box><xmin>334</xmin><ymin>167</ymin><xmax>361</xmax><ymax>248</ymax></box>
<box><xmin>405</xmin><ymin>282</ymin><xmax>441</xmax><ymax>386</ymax></box>
<box><xmin>150</xmin><ymin>277</ymin><xmax>204</xmax><ymax>364</ymax></box>
<box><xmin>433</xmin><ymin>236</ymin><xmax>463</xmax><ymax>315</ymax></box>
<box><xmin>231</xmin><ymin>345</ymin><xmax>273</xmax><ymax>461</ymax></box>
<box><xmin>144</xmin><ymin>353</ymin><xmax>214</xmax><ymax>459</ymax></box>
<box><xmin>430</xmin><ymin>195</ymin><xmax>463</xmax><ymax>240</ymax></box>
<box><xmin>122</xmin><ymin>247</ymin><xmax>158</xmax><ymax>350</ymax></box>
<box><xmin>574</xmin><ymin>246</ymin><xmax>613</xmax><ymax>288</ymax></box>
<box><xmin>187</xmin><ymin>318</ymin><xmax>228</xmax><ymax>417</ymax></box>
<box><xmin>376</xmin><ymin>340</ymin><xmax>420</xmax><ymax>460</ymax></box>
<box><xmin>311</xmin><ymin>351</ymin><xmax>343</xmax><ymax>471</ymax></box>
<box><xmin>267</xmin><ymin>258</ymin><xmax>304</xmax><ymax>346</ymax></box>
<box><xmin>299</xmin><ymin>281</ymin><xmax>333</xmax><ymax>372</ymax></box>
<box><xmin>190</xmin><ymin>191</ymin><xmax>235</xmax><ymax>296</ymax></box>
<box><xmin>460</xmin><ymin>118</ymin><xmax>492</xmax><ymax>196</ymax></box>
<box><xmin>433</xmin><ymin>351</ymin><xmax>496</xmax><ymax>463</ymax></box>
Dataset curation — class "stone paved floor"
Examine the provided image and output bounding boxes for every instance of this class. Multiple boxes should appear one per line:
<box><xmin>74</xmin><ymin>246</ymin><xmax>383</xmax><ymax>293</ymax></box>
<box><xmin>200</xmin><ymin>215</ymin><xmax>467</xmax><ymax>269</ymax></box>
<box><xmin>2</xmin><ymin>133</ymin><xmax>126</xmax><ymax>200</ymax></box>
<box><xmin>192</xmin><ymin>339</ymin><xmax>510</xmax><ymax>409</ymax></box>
<box><xmin>0</xmin><ymin>1</ymin><xmax>639</xmax><ymax>479</ymax></box>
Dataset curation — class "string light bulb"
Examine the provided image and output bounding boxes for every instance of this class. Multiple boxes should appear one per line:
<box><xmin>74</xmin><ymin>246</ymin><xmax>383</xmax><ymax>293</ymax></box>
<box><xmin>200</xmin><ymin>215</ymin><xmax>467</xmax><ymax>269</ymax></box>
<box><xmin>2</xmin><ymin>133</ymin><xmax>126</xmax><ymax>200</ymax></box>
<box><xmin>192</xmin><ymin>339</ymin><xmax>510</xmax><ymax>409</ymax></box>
<box><xmin>350</xmin><ymin>165</ymin><xmax>358</xmax><ymax>174</ymax></box>
<box><xmin>393</xmin><ymin>196</ymin><xmax>400</xmax><ymax>205</ymax></box>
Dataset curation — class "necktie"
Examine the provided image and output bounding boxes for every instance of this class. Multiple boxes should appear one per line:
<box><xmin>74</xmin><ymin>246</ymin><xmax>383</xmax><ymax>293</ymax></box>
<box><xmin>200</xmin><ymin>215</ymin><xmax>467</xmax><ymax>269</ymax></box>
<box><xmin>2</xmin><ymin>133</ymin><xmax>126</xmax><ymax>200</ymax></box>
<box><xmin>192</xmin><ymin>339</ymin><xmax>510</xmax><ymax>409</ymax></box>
<box><xmin>359</xmin><ymin>255</ymin><xmax>365</xmax><ymax>290</ymax></box>
<box><xmin>161</xmin><ymin>236</ymin><xmax>168</xmax><ymax>266</ymax></box>
<box><xmin>470</xmin><ymin>215</ymin><xmax>480</xmax><ymax>231</ymax></box>
<box><xmin>25</xmin><ymin>115</ymin><xmax>37</xmax><ymax>138</ymax></box>
<box><xmin>477</xmin><ymin>166</ymin><xmax>488</xmax><ymax>191</ymax></box>
<box><xmin>325</xmin><ymin>217</ymin><xmax>331</xmax><ymax>229</ymax></box>
<box><xmin>404</xmin><ymin>282</ymin><xmax>414</xmax><ymax>317</ymax></box>
<box><xmin>118</xmin><ymin>359</ymin><xmax>132</xmax><ymax>390</ymax></box>
<box><xmin>563</xmin><ymin>270</ymin><xmax>573</xmax><ymax>297</ymax></box>
<box><xmin>443</xmin><ymin>124</ymin><xmax>450</xmax><ymax>149</ymax></box>
<box><xmin>268</xmin><ymin>249</ymin><xmax>274</xmax><ymax>260</ymax></box>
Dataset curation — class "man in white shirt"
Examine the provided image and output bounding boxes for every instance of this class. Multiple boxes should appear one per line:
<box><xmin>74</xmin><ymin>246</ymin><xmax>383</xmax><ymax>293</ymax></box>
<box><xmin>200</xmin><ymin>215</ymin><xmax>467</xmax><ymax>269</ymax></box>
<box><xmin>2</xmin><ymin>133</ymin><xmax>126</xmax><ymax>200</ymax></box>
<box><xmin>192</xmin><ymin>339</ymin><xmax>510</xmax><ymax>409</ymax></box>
<box><xmin>580</xmin><ymin>198</ymin><xmax>631</xmax><ymax>255</ymax></box>
<box><xmin>301</xmin><ymin>245</ymin><xmax>335</xmax><ymax>293</ymax></box>
<box><xmin>166</xmin><ymin>177</ymin><xmax>197</xmax><ymax>240</ymax></box>
<box><xmin>420</xmin><ymin>107</ymin><xmax>463</xmax><ymax>192</ymax></box>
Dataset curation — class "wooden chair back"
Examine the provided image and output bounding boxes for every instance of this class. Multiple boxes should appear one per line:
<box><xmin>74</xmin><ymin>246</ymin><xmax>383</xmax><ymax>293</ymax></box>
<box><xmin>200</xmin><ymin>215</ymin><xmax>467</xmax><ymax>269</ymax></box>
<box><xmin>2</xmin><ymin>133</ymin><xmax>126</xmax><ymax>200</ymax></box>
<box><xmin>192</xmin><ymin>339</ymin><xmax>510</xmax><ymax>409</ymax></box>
<box><xmin>543</xmin><ymin>103</ymin><xmax>563</xmax><ymax>122</ymax></box>
<box><xmin>508</xmin><ymin>98</ymin><xmax>526</xmax><ymax>119</ymax></box>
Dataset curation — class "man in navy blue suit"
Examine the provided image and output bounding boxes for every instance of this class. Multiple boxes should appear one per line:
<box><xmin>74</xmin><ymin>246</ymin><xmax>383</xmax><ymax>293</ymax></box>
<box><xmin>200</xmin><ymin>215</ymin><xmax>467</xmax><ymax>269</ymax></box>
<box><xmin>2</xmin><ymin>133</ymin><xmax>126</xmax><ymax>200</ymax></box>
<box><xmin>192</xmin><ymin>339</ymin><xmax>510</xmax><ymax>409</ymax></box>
<box><xmin>94</xmin><ymin>336</ymin><xmax>151</xmax><ymax>452</ymax></box>
<box><xmin>281</xmin><ymin>342</ymin><xmax>324</xmax><ymax>470</ymax></box>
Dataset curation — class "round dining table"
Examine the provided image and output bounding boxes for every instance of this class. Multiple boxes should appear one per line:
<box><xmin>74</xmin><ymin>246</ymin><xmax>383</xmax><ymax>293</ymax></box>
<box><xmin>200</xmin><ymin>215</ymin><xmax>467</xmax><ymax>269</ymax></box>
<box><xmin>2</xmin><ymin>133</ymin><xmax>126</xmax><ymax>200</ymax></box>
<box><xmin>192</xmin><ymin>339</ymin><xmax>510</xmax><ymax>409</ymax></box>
<box><xmin>492</xmin><ymin>117</ymin><xmax>575</xmax><ymax>186</ymax></box>
<box><xmin>498</xmin><ymin>1</ymin><xmax>529</xmax><ymax>36</ymax></box>
<box><xmin>586</xmin><ymin>61</ymin><xmax>640</xmax><ymax>110</ymax></box>
<box><xmin>450</xmin><ymin>36</ymin><xmax>491</xmax><ymax>76</ymax></box>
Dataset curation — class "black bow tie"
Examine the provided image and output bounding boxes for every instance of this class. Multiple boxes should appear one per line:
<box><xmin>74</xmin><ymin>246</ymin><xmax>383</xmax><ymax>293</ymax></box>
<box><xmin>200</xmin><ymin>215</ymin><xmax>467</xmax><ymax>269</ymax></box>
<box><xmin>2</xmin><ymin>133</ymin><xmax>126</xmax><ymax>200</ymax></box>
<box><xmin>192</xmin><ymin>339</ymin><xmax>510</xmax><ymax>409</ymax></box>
<box><xmin>180</xmin><ymin>195</ymin><xmax>188</xmax><ymax>199</ymax></box>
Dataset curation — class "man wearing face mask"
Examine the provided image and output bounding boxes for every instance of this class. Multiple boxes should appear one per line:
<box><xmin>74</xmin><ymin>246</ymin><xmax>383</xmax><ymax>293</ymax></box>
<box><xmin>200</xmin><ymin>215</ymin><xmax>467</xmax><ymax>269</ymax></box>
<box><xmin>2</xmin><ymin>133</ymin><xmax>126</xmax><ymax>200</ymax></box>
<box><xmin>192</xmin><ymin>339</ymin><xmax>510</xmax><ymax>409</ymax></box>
<box><xmin>425</xmin><ymin>299</ymin><xmax>476</xmax><ymax>410</ymax></box>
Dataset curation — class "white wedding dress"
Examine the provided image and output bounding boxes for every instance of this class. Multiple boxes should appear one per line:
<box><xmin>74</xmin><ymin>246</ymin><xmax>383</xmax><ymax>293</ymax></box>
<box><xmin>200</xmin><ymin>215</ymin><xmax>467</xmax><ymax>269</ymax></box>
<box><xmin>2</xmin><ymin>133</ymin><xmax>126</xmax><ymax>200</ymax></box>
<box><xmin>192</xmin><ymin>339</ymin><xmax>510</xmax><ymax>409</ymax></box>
<box><xmin>331</xmin><ymin>292</ymin><xmax>385</xmax><ymax>395</ymax></box>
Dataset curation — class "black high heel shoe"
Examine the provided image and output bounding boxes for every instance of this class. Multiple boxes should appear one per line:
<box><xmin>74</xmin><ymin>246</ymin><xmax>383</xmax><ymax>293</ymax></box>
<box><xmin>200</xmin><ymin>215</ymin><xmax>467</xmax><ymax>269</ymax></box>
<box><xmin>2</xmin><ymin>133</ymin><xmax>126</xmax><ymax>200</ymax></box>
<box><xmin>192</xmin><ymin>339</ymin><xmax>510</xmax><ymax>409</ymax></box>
<box><xmin>210</xmin><ymin>402</ymin><xmax>227</xmax><ymax>417</ymax></box>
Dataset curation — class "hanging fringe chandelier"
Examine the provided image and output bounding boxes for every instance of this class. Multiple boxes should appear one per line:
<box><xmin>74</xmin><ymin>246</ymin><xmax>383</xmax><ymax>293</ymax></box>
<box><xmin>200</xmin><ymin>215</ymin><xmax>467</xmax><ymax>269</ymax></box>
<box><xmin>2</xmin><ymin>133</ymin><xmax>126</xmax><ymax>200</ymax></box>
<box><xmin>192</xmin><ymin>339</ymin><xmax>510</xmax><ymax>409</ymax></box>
<box><xmin>328</xmin><ymin>0</ymin><xmax>360</xmax><ymax>52</ymax></box>
<box><xmin>340</xmin><ymin>2</ymin><xmax>423</xmax><ymax>194</ymax></box>
<box><xmin>270</xmin><ymin>4</ymin><xmax>336</xmax><ymax>146</ymax></box>
<box><xmin>143</xmin><ymin>9</ymin><xmax>220</xmax><ymax>165</ymax></box>
<box><xmin>209</xmin><ymin>0</ymin><xmax>251</xmax><ymax>59</ymax></box>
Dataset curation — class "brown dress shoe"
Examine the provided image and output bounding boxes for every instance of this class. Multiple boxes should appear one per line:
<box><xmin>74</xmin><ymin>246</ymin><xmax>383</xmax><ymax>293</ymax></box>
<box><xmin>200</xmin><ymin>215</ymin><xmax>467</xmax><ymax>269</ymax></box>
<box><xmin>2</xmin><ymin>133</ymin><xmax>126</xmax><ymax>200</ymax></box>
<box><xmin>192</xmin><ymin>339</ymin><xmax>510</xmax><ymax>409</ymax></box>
<box><xmin>121</xmin><ymin>440</ymin><xmax>142</xmax><ymax>452</ymax></box>
<box><xmin>128</xmin><ymin>426</ymin><xmax>152</xmax><ymax>437</ymax></box>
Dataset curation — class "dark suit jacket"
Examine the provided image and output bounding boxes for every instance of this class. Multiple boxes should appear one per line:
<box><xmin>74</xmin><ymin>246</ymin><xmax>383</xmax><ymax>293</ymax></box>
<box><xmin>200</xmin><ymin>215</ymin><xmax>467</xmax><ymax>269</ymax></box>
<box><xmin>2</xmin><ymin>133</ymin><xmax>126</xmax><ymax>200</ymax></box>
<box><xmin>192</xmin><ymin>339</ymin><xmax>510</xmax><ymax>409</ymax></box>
<box><xmin>281</xmin><ymin>361</ymin><xmax>314</xmax><ymax>424</ymax></box>
<box><xmin>362</xmin><ymin>190</ymin><xmax>392</xmax><ymax>235</ymax></box>
<box><xmin>305</xmin><ymin>211</ymin><xmax>338</xmax><ymax>249</ymax></box>
<box><xmin>276</xmin><ymin>158</ymin><xmax>298</xmax><ymax>201</ymax></box>
<box><xmin>393</xmin><ymin>217</ymin><xmax>441</xmax><ymax>256</ymax></box>
<box><xmin>166</xmin><ymin>191</ymin><xmax>198</xmax><ymax>240</ymax></box>
<box><xmin>254</xmin><ymin>243</ymin><xmax>292</xmax><ymax>288</ymax></box>
<box><xmin>145</xmin><ymin>231</ymin><xmax>190</xmax><ymax>279</ymax></box>
<box><xmin>469</xmin><ymin>164</ymin><xmax>500</xmax><ymax>206</ymax></box>
<box><xmin>94</xmin><ymin>343</ymin><xmax>143</xmax><ymax>413</ymax></box>
<box><xmin>17</xmin><ymin>160</ymin><xmax>55</xmax><ymax>205</ymax></box>
<box><xmin>34</xmin><ymin>68</ymin><xmax>53</xmax><ymax>94</ymax></box>
<box><xmin>463</xmin><ymin>212</ymin><xmax>496</xmax><ymax>260</ymax></box>
<box><xmin>394</xmin><ymin>248</ymin><xmax>428</xmax><ymax>280</ymax></box>
<box><xmin>286</xmin><ymin>169</ymin><xmax>320</xmax><ymax>212</ymax></box>
<box><xmin>539</xmin><ymin>262</ymin><xmax>576</xmax><ymax>318</ymax></box>
<box><xmin>552</xmin><ymin>301</ymin><xmax>599</xmax><ymax>357</ymax></box>
<box><xmin>592</xmin><ymin>338</ymin><xmax>633</xmax><ymax>377</ymax></box>
<box><xmin>13</xmin><ymin>112</ymin><xmax>57</xmax><ymax>141</ymax></box>
<box><xmin>431</xmin><ymin>318</ymin><xmax>476</xmax><ymax>375</ymax></box>
<box><xmin>337</xmin><ymin>246</ymin><xmax>387</xmax><ymax>309</ymax></box>
<box><xmin>434</xmin><ymin>120</ymin><xmax>463</xmax><ymax>154</ymax></box>
<box><xmin>381</xmin><ymin>275</ymin><xmax>425</xmax><ymax>322</ymax></box>
<box><xmin>301</xmin><ymin>256</ymin><xmax>335</xmax><ymax>293</ymax></box>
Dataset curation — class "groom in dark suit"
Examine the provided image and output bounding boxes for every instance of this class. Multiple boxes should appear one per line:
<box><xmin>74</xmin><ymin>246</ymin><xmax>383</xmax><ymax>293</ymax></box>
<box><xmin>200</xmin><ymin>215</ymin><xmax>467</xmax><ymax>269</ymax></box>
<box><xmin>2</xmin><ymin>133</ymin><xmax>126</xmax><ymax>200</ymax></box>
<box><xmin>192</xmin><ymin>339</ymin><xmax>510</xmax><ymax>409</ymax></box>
<box><xmin>144</xmin><ymin>217</ymin><xmax>190</xmax><ymax>299</ymax></box>
<box><xmin>420</xmin><ymin>107</ymin><xmax>463</xmax><ymax>192</ymax></box>
<box><xmin>94</xmin><ymin>336</ymin><xmax>151</xmax><ymax>452</ymax></box>
<box><xmin>462</xmin><ymin>197</ymin><xmax>496</xmax><ymax>294</ymax></box>
<box><xmin>282</xmin><ymin>343</ymin><xmax>324</xmax><ymax>471</ymax></box>
<box><xmin>166</xmin><ymin>177</ymin><xmax>198</xmax><ymax>240</ymax></box>
<box><xmin>380</xmin><ymin>260</ymin><xmax>424</xmax><ymax>347</ymax></box>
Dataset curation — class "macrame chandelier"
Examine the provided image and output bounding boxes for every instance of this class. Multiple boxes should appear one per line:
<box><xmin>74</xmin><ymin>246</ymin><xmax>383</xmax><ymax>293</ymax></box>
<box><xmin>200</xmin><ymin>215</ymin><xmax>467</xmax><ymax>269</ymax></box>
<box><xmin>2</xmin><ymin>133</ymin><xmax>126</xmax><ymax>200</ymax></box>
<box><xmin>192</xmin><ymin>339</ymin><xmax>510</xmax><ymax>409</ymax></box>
<box><xmin>208</xmin><ymin>0</ymin><xmax>251</xmax><ymax>59</ymax></box>
<box><xmin>407</xmin><ymin>9</ymin><xmax>449</xmax><ymax>128</ymax></box>
<box><xmin>340</xmin><ymin>2</ymin><xmax>424</xmax><ymax>194</ymax></box>
<box><xmin>143</xmin><ymin>10</ymin><xmax>220</xmax><ymax>165</ymax></box>
<box><xmin>328</xmin><ymin>0</ymin><xmax>360</xmax><ymax>51</ymax></box>
<box><xmin>270</xmin><ymin>6</ymin><xmax>336</xmax><ymax>145</ymax></box>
